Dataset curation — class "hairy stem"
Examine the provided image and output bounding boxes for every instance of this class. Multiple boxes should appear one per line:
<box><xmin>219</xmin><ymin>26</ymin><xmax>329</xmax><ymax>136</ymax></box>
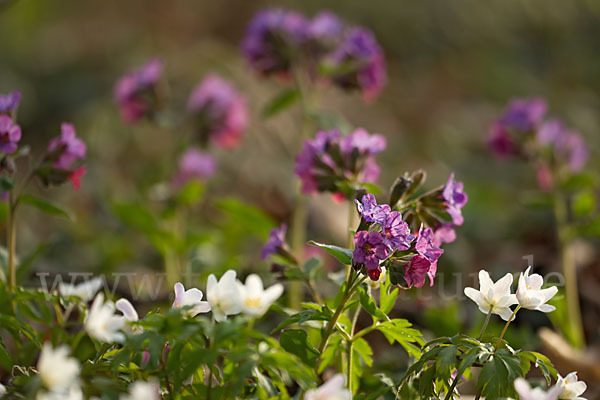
<box><xmin>7</xmin><ymin>190</ymin><xmax>16</xmax><ymax>292</ymax></box>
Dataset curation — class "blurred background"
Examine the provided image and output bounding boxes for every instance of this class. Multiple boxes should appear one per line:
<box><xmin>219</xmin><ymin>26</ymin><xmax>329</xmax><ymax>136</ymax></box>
<box><xmin>1</xmin><ymin>0</ymin><xmax>600</xmax><ymax>393</ymax></box>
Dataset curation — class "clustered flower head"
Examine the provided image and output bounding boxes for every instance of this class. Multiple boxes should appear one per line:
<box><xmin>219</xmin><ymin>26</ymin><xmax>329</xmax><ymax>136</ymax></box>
<box><xmin>114</xmin><ymin>58</ymin><xmax>163</xmax><ymax>124</ymax></box>
<box><xmin>187</xmin><ymin>74</ymin><xmax>248</xmax><ymax>149</ymax></box>
<box><xmin>295</xmin><ymin>128</ymin><xmax>386</xmax><ymax>199</ymax></box>
<box><xmin>242</xmin><ymin>8</ymin><xmax>386</xmax><ymax>99</ymax></box>
<box><xmin>488</xmin><ymin>97</ymin><xmax>588</xmax><ymax>190</ymax></box>
<box><xmin>352</xmin><ymin>194</ymin><xmax>444</xmax><ymax>285</ymax></box>
<box><xmin>0</xmin><ymin>90</ymin><xmax>21</xmax><ymax>118</ymax></box>
<box><xmin>0</xmin><ymin>115</ymin><xmax>22</xmax><ymax>155</ymax></box>
<box><xmin>172</xmin><ymin>148</ymin><xmax>216</xmax><ymax>188</ymax></box>
<box><xmin>37</xmin><ymin>123</ymin><xmax>87</xmax><ymax>190</ymax></box>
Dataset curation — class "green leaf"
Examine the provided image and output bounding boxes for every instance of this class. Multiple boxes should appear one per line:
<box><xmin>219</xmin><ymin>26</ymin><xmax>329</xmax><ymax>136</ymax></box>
<box><xmin>353</xmin><ymin>337</ymin><xmax>373</xmax><ymax>367</ymax></box>
<box><xmin>19</xmin><ymin>194</ymin><xmax>71</xmax><ymax>219</ymax></box>
<box><xmin>280</xmin><ymin>329</ymin><xmax>319</xmax><ymax>368</ymax></box>
<box><xmin>573</xmin><ymin>189</ymin><xmax>596</xmax><ymax>217</ymax></box>
<box><xmin>262</xmin><ymin>88</ymin><xmax>300</xmax><ymax>118</ymax></box>
<box><xmin>436</xmin><ymin>345</ymin><xmax>458</xmax><ymax>382</ymax></box>
<box><xmin>272</xmin><ymin>306</ymin><xmax>332</xmax><ymax>332</ymax></box>
<box><xmin>357</xmin><ymin>285</ymin><xmax>388</xmax><ymax>321</ymax></box>
<box><xmin>375</xmin><ymin>319</ymin><xmax>423</xmax><ymax>358</ymax></box>
<box><xmin>517</xmin><ymin>351</ymin><xmax>557</xmax><ymax>384</ymax></box>
<box><xmin>478</xmin><ymin>356</ymin><xmax>511</xmax><ymax>399</ymax></box>
<box><xmin>176</xmin><ymin>181</ymin><xmax>204</xmax><ymax>205</ymax></box>
<box><xmin>318</xmin><ymin>334</ymin><xmax>342</xmax><ymax>373</ymax></box>
<box><xmin>379</xmin><ymin>275</ymin><xmax>398</xmax><ymax>315</ymax></box>
<box><xmin>308</xmin><ymin>241</ymin><xmax>353</xmax><ymax>265</ymax></box>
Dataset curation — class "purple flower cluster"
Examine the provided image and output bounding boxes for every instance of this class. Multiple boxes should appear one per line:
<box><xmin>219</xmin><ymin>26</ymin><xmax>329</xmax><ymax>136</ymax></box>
<box><xmin>242</xmin><ymin>9</ymin><xmax>309</xmax><ymax>77</ymax></box>
<box><xmin>114</xmin><ymin>59</ymin><xmax>163</xmax><ymax>124</ymax></box>
<box><xmin>0</xmin><ymin>115</ymin><xmax>22</xmax><ymax>154</ymax></box>
<box><xmin>242</xmin><ymin>8</ymin><xmax>386</xmax><ymax>99</ymax></box>
<box><xmin>172</xmin><ymin>148</ymin><xmax>216</xmax><ymax>188</ymax></box>
<box><xmin>324</xmin><ymin>27</ymin><xmax>386</xmax><ymax>101</ymax></box>
<box><xmin>442</xmin><ymin>173</ymin><xmax>468</xmax><ymax>226</ymax></box>
<box><xmin>0</xmin><ymin>91</ymin><xmax>21</xmax><ymax>117</ymax></box>
<box><xmin>187</xmin><ymin>74</ymin><xmax>248</xmax><ymax>150</ymax></box>
<box><xmin>295</xmin><ymin>128</ymin><xmax>386</xmax><ymax>198</ymax></box>
<box><xmin>489</xmin><ymin>97</ymin><xmax>589</xmax><ymax>189</ymax></box>
<box><xmin>38</xmin><ymin>123</ymin><xmax>87</xmax><ymax>190</ymax></box>
<box><xmin>353</xmin><ymin>194</ymin><xmax>444</xmax><ymax>286</ymax></box>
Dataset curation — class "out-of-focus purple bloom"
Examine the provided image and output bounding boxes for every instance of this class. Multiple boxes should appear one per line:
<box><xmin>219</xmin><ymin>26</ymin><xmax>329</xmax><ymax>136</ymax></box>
<box><xmin>262</xmin><ymin>223</ymin><xmax>287</xmax><ymax>260</ymax></box>
<box><xmin>537</xmin><ymin>119</ymin><xmax>588</xmax><ymax>173</ymax></box>
<box><xmin>295</xmin><ymin>128</ymin><xmax>386</xmax><ymax>197</ymax></box>
<box><xmin>355</xmin><ymin>194</ymin><xmax>390</xmax><ymax>225</ymax></box>
<box><xmin>442</xmin><ymin>173</ymin><xmax>468</xmax><ymax>226</ymax></box>
<box><xmin>381</xmin><ymin>211</ymin><xmax>414</xmax><ymax>251</ymax></box>
<box><xmin>0</xmin><ymin>116</ymin><xmax>22</xmax><ymax>154</ymax></box>
<box><xmin>173</xmin><ymin>148</ymin><xmax>216</xmax><ymax>188</ymax></box>
<box><xmin>0</xmin><ymin>91</ymin><xmax>21</xmax><ymax>116</ymax></box>
<box><xmin>403</xmin><ymin>255</ymin><xmax>431</xmax><ymax>288</ymax></box>
<box><xmin>242</xmin><ymin>9</ymin><xmax>309</xmax><ymax>76</ymax></box>
<box><xmin>488</xmin><ymin>97</ymin><xmax>547</xmax><ymax>157</ymax></box>
<box><xmin>187</xmin><ymin>74</ymin><xmax>248</xmax><ymax>150</ymax></box>
<box><xmin>353</xmin><ymin>231</ymin><xmax>388</xmax><ymax>280</ymax></box>
<box><xmin>433</xmin><ymin>224</ymin><xmax>456</xmax><ymax>247</ymax></box>
<box><xmin>48</xmin><ymin>123</ymin><xmax>86</xmax><ymax>169</ymax></box>
<box><xmin>416</xmin><ymin>225</ymin><xmax>444</xmax><ymax>264</ymax></box>
<box><xmin>325</xmin><ymin>27</ymin><xmax>386</xmax><ymax>100</ymax></box>
<box><xmin>498</xmin><ymin>98</ymin><xmax>547</xmax><ymax>132</ymax></box>
<box><xmin>114</xmin><ymin>59</ymin><xmax>163</xmax><ymax>124</ymax></box>
<box><xmin>305</xmin><ymin>11</ymin><xmax>344</xmax><ymax>56</ymax></box>
<box><xmin>38</xmin><ymin>123</ymin><xmax>86</xmax><ymax>190</ymax></box>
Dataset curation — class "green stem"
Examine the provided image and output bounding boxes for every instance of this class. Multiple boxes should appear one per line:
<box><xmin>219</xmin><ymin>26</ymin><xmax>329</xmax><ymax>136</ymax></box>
<box><xmin>7</xmin><ymin>190</ymin><xmax>16</xmax><ymax>292</ymax></box>
<box><xmin>494</xmin><ymin>305</ymin><xmax>520</xmax><ymax>351</ymax></box>
<box><xmin>553</xmin><ymin>191</ymin><xmax>584</xmax><ymax>348</ymax></box>
<box><xmin>477</xmin><ymin>311</ymin><xmax>492</xmax><ymax>341</ymax></box>
<box><xmin>317</xmin><ymin>270</ymin><xmax>357</xmax><ymax>357</ymax></box>
<box><xmin>346</xmin><ymin>298</ymin><xmax>361</xmax><ymax>397</ymax></box>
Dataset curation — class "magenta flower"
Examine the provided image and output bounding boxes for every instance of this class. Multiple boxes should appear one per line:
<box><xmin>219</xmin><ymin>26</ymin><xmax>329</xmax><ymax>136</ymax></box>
<box><xmin>403</xmin><ymin>255</ymin><xmax>431</xmax><ymax>288</ymax></box>
<box><xmin>242</xmin><ymin>8</ymin><xmax>309</xmax><ymax>76</ymax></box>
<box><xmin>38</xmin><ymin>123</ymin><xmax>86</xmax><ymax>189</ymax></box>
<box><xmin>381</xmin><ymin>211</ymin><xmax>414</xmax><ymax>251</ymax></box>
<box><xmin>325</xmin><ymin>27</ymin><xmax>386</xmax><ymax>100</ymax></box>
<box><xmin>262</xmin><ymin>223</ymin><xmax>287</xmax><ymax>260</ymax></box>
<box><xmin>433</xmin><ymin>223</ymin><xmax>456</xmax><ymax>247</ymax></box>
<box><xmin>355</xmin><ymin>194</ymin><xmax>390</xmax><ymax>225</ymax></box>
<box><xmin>307</xmin><ymin>11</ymin><xmax>343</xmax><ymax>42</ymax></box>
<box><xmin>353</xmin><ymin>231</ymin><xmax>388</xmax><ymax>280</ymax></box>
<box><xmin>173</xmin><ymin>148</ymin><xmax>216</xmax><ymax>188</ymax></box>
<box><xmin>114</xmin><ymin>59</ymin><xmax>163</xmax><ymax>124</ymax></box>
<box><xmin>295</xmin><ymin>128</ymin><xmax>386</xmax><ymax>198</ymax></box>
<box><xmin>488</xmin><ymin>97</ymin><xmax>547</xmax><ymax>157</ymax></box>
<box><xmin>48</xmin><ymin>123</ymin><xmax>86</xmax><ymax>169</ymax></box>
<box><xmin>0</xmin><ymin>91</ymin><xmax>21</xmax><ymax>116</ymax></box>
<box><xmin>187</xmin><ymin>74</ymin><xmax>248</xmax><ymax>150</ymax></box>
<box><xmin>0</xmin><ymin>116</ymin><xmax>22</xmax><ymax>154</ymax></box>
<box><xmin>442</xmin><ymin>173</ymin><xmax>468</xmax><ymax>226</ymax></box>
<box><xmin>416</xmin><ymin>225</ymin><xmax>444</xmax><ymax>264</ymax></box>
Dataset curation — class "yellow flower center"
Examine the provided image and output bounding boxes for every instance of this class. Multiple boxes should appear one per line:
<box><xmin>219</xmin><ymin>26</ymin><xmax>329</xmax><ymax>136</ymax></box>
<box><xmin>244</xmin><ymin>297</ymin><xmax>261</xmax><ymax>309</ymax></box>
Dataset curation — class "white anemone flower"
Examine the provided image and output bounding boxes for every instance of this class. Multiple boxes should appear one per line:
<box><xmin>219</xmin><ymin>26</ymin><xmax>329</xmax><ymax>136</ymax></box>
<box><xmin>206</xmin><ymin>270</ymin><xmax>241</xmax><ymax>322</ymax></box>
<box><xmin>0</xmin><ymin>383</ymin><xmax>5</xmax><ymax>397</ymax></box>
<box><xmin>514</xmin><ymin>378</ymin><xmax>560</xmax><ymax>400</ymax></box>
<box><xmin>59</xmin><ymin>276</ymin><xmax>103</xmax><ymax>303</ymax></box>
<box><xmin>516</xmin><ymin>267</ymin><xmax>558</xmax><ymax>312</ymax></box>
<box><xmin>37</xmin><ymin>344</ymin><xmax>79</xmax><ymax>391</ymax></box>
<box><xmin>121</xmin><ymin>380</ymin><xmax>160</xmax><ymax>400</ymax></box>
<box><xmin>85</xmin><ymin>293</ymin><xmax>126</xmax><ymax>343</ymax></box>
<box><xmin>172</xmin><ymin>282</ymin><xmax>211</xmax><ymax>317</ymax></box>
<box><xmin>305</xmin><ymin>374</ymin><xmax>351</xmax><ymax>400</ymax></box>
<box><xmin>116</xmin><ymin>298</ymin><xmax>143</xmax><ymax>333</ymax></box>
<box><xmin>37</xmin><ymin>385</ymin><xmax>83</xmax><ymax>400</ymax></box>
<box><xmin>556</xmin><ymin>372</ymin><xmax>587</xmax><ymax>400</ymax></box>
<box><xmin>237</xmin><ymin>274</ymin><xmax>283</xmax><ymax>317</ymax></box>
<box><xmin>464</xmin><ymin>270</ymin><xmax>518</xmax><ymax>321</ymax></box>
